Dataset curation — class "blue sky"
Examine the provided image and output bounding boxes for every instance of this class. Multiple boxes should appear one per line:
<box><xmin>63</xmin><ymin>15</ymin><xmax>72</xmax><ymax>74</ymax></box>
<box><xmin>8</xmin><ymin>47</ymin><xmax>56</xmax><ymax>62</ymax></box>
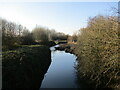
<box><xmin>0</xmin><ymin>2</ymin><xmax>118</xmax><ymax>35</ymax></box>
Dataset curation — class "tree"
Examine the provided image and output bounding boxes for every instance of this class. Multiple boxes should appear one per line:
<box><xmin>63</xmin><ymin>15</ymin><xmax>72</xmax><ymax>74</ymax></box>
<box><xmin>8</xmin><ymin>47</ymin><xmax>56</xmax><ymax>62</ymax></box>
<box><xmin>32</xmin><ymin>27</ymin><xmax>49</xmax><ymax>42</ymax></box>
<box><xmin>21</xmin><ymin>29</ymin><xmax>35</xmax><ymax>45</ymax></box>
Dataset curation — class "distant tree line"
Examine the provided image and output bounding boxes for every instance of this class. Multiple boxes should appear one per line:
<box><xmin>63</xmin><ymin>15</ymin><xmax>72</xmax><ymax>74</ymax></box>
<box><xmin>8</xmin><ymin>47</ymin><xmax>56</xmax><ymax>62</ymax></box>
<box><xmin>1</xmin><ymin>18</ymin><xmax>26</xmax><ymax>49</ymax></box>
<box><xmin>1</xmin><ymin>18</ymin><xmax>68</xmax><ymax>50</ymax></box>
<box><xmin>32</xmin><ymin>26</ymin><xmax>68</xmax><ymax>42</ymax></box>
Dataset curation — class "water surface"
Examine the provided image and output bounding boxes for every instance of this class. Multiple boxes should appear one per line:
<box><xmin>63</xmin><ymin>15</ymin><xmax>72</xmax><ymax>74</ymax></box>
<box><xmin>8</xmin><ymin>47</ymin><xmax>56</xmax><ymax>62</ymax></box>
<box><xmin>40</xmin><ymin>46</ymin><xmax>78</xmax><ymax>88</ymax></box>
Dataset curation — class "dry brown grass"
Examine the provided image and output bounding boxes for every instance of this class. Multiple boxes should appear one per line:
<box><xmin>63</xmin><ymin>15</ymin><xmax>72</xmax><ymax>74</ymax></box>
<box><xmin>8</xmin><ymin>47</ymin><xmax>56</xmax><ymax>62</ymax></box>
<box><xmin>75</xmin><ymin>15</ymin><xmax>119</xmax><ymax>89</ymax></box>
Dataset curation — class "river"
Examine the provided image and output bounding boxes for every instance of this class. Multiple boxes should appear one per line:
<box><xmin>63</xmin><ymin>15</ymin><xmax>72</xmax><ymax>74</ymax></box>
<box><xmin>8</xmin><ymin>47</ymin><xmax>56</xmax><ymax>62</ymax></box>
<box><xmin>40</xmin><ymin>46</ymin><xmax>79</xmax><ymax>88</ymax></box>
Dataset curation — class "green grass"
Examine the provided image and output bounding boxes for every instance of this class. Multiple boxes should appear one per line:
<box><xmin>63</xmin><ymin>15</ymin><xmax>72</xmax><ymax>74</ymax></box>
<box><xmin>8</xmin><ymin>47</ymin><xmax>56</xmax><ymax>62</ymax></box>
<box><xmin>2</xmin><ymin>45</ymin><xmax>51</xmax><ymax>89</ymax></box>
<box><xmin>54</xmin><ymin>40</ymin><xmax>67</xmax><ymax>44</ymax></box>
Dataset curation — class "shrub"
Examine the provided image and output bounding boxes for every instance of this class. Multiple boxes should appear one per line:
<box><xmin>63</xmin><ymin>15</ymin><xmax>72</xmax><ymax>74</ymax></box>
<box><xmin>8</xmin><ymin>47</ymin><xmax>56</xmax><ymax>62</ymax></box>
<box><xmin>32</xmin><ymin>27</ymin><xmax>49</xmax><ymax>42</ymax></box>
<box><xmin>20</xmin><ymin>29</ymin><xmax>35</xmax><ymax>45</ymax></box>
<box><xmin>75</xmin><ymin>15</ymin><xmax>119</xmax><ymax>89</ymax></box>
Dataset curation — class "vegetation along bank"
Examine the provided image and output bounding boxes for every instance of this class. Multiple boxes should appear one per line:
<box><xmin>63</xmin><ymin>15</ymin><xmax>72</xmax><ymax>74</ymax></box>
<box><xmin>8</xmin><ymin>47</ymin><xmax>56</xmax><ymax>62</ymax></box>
<box><xmin>2</xmin><ymin>45</ymin><xmax>51</xmax><ymax>89</ymax></box>
<box><xmin>75</xmin><ymin>15</ymin><xmax>120</xmax><ymax>90</ymax></box>
<box><xmin>1</xmin><ymin>13</ymin><xmax>119</xmax><ymax>90</ymax></box>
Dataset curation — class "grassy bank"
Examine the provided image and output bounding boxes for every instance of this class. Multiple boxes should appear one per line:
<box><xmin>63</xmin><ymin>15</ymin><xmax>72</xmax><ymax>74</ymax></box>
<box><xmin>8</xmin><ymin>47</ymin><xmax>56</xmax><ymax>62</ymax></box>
<box><xmin>75</xmin><ymin>16</ymin><xmax>119</xmax><ymax>89</ymax></box>
<box><xmin>55</xmin><ymin>42</ymin><xmax>76</xmax><ymax>54</ymax></box>
<box><xmin>2</xmin><ymin>45</ymin><xmax>51</xmax><ymax>89</ymax></box>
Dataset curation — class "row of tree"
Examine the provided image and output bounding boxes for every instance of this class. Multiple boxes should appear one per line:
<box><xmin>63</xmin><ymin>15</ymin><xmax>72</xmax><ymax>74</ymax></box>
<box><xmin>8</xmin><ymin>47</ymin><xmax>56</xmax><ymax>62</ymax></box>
<box><xmin>1</xmin><ymin>18</ymin><xmax>69</xmax><ymax>50</ymax></box>
<box><xmin>32</xmin><ymin>27</ymin><xmax>68</xmax><ymax>42</ymax></box>
<box><xmin>1</xmin><ymin>18</ymin><xmax>25</xmax><ymax>48</ymax></box>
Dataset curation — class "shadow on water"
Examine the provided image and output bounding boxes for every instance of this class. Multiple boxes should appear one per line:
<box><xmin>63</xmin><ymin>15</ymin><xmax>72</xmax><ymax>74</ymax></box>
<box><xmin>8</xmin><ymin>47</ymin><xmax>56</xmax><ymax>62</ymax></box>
<box><xmin>38</xmin><ymin>42</ymin><xmax>114</xmax><ymax>90</ymax></box>
<box><xmin>40</xmin><ymin>45</ymin><xmax>82</xmax><ymax>89</ymax></box>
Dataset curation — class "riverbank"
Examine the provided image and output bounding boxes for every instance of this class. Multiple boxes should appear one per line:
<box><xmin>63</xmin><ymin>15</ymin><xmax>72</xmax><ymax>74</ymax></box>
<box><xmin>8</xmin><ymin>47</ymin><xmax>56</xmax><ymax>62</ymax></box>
<box><xmin>55</xmin><ymin>42</ymin><xmax>76</xmax><ymax>54</ymax></box>
<box><xmin>54</xmin><ymin>42</ymin><xmax>120</xmax><ymax>90</ymax></box>
<box><xmin>2</xmin><ymin>45</ymin><xmax>51</xmax><ymax>89</ymax></box>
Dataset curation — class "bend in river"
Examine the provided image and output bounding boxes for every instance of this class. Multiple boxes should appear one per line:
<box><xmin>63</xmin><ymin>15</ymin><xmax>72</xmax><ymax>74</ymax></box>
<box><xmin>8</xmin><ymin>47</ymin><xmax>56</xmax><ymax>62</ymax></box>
<box><xmin>40</xmin><ymin>46</ymin><xmax>79</xmax><ymax>88</ymax></box>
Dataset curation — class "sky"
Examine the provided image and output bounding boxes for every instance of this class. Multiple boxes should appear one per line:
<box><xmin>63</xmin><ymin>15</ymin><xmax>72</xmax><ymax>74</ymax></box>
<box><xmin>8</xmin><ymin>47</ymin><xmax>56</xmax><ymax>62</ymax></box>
<box><xmin>0</xmin><ymin>2</ymin><xmax>118</xmax><ymax>35</ymax></box>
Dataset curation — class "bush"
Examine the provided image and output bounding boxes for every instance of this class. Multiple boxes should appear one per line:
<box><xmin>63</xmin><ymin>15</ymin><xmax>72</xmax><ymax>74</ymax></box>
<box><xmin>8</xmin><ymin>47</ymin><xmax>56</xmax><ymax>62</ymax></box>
<box><xmin>32</xmin><ymin>27</ymin><xmax>49</xmax><ymax>42</ymax></box>
<box><xmin>20</xmin><ymin>30</ymin><xmax>35</xmax><ymax>45</ymax></box>
<box><xmin>75</xmin><ymin>15</ymin><xmax>119</xmax><ymax>89</ymax></box>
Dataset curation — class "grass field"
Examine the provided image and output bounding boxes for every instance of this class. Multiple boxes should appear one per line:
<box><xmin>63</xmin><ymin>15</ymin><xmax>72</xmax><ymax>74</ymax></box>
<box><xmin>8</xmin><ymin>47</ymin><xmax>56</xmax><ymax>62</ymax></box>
<box><xmin>2</xmin><ymin>45</ymin><xmax>51</xmax><ymax>89</ymax></box>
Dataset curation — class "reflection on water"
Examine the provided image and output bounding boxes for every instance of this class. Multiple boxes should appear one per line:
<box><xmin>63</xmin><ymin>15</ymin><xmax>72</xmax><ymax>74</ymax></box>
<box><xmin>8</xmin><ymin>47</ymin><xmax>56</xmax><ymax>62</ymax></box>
<box><xmin>40</xmin><ymin>46</ymin><xmax>78</xmax><ymax>88</ymax></box>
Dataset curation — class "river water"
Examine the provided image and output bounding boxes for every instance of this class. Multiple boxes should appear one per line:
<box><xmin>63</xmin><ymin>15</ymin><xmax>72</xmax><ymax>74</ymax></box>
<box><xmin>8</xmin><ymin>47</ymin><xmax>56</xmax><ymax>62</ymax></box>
<box><xmin>40</xmin><ymin>46</ymin><xmax>79</xmax><ymax>88</ymax></box>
